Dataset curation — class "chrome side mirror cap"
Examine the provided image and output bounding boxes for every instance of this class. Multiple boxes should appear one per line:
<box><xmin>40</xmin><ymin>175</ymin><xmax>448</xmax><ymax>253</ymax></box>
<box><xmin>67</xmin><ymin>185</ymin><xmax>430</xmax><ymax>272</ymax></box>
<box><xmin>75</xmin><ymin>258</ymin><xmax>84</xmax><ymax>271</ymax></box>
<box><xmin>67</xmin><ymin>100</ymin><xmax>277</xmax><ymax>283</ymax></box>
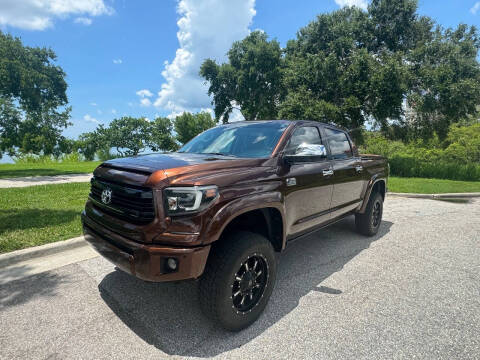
<box><xmin>295</xmin><ymin>144</ymin><xmax>327</xmax><ymax>157</ymax></box>
<box><xmin>284</xmin><ymin>144</ymin><xmax>327</xmax><ymax>164</ymax></box>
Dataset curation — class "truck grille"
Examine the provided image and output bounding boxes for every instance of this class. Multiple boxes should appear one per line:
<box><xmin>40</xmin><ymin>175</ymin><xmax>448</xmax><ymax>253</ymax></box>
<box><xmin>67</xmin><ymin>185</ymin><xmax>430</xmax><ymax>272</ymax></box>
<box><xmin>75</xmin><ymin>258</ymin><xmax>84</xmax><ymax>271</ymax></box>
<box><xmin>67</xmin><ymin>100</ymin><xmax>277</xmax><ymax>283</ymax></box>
<box><xmin>89</xmin><ymin>177</ymin><xmax>155</xmax><ymax>224</ymax></box>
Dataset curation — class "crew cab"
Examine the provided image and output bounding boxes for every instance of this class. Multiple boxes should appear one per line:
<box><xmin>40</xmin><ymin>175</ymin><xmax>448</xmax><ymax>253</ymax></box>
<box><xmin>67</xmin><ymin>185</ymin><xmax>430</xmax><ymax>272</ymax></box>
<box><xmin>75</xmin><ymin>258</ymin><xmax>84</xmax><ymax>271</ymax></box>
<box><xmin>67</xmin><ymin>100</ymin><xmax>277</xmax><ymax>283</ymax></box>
<box><xmin>82</xmin><ymin>120</ymin><xmax>388</xmax><ymax>331</ymax></box>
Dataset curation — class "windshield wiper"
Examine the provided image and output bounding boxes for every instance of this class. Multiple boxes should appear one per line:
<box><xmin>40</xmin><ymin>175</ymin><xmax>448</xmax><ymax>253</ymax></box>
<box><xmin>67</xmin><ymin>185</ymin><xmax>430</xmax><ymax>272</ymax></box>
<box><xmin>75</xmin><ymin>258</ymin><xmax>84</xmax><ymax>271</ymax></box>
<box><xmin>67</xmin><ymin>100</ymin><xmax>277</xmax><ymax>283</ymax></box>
<box><xmin>202</xmin><ymin>152</ymin><xmax>237</xmax><ymax>157</ymax></box>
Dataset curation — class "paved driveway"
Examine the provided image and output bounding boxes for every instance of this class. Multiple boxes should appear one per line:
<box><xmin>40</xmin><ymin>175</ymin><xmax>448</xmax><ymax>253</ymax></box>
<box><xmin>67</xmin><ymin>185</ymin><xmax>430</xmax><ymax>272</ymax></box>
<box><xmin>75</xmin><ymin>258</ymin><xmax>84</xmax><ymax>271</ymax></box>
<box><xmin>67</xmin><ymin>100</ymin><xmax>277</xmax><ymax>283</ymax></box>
<box><xmin>0</xmin><ymin>173</ymin><xmax>92</xmax><ymax>188</ymax></box>
<box><xmin>1</xmin><ymin>197</ymin><xmax>479</xmax><ymax>359</ymax></box>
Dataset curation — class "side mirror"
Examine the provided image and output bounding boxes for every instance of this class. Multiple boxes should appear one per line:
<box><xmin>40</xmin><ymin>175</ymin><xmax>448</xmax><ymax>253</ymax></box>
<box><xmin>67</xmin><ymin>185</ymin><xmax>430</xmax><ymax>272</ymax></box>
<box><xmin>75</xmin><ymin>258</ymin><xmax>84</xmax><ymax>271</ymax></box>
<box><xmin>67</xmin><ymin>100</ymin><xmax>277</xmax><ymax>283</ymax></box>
<box><xmin>284</xmin><ymin>144</ymin><xmax>327</xmax><ymax>164</ymax></box>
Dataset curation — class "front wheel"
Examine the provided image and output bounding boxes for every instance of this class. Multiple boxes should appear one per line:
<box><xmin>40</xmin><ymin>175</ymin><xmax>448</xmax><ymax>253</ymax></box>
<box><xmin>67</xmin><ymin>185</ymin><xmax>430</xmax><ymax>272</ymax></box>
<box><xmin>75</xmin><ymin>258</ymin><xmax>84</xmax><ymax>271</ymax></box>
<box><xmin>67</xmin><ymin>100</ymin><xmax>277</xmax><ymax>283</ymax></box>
<box><xmin>198</xmin><ymin>231</ymin><xmax>276</xmax><ymax>331</ymax></box>
<box><xmin>355</xmin><ymin>192</ymin><xmax>383</xmax><ymax>236</ymax></box>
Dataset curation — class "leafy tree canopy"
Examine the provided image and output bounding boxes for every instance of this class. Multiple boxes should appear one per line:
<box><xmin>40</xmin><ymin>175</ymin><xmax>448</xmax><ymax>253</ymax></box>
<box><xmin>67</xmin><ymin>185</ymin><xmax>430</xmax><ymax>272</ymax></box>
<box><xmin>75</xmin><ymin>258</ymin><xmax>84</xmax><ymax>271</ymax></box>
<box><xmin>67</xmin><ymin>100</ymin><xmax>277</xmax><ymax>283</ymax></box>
<box><xmin>174</xmin><ymin>111</ymin><xmax>216</xmax><ymax>144</ymax></box>
<box><xmin>201</xmin><ymin>0</ymin><xmax>480</xmax><ymax>142</ymax></box>
<box><xmin>75</xmin><ymin>116</ymin><xmax>179</xmax><ymax>159</ymax></box>
<box><xmin>150</xmin><ymin>116</ymin><xmax>179</xmax><ymax>152</ymax></box>
<box><xmin>200</xmin><ymin>31</ymin><xmax>284</xmax><ymax>122</ymax></box>
<box><xmin>0</xmin><ymin>31</ymin><xmax>70</xmax><ymax>158</ymax></box>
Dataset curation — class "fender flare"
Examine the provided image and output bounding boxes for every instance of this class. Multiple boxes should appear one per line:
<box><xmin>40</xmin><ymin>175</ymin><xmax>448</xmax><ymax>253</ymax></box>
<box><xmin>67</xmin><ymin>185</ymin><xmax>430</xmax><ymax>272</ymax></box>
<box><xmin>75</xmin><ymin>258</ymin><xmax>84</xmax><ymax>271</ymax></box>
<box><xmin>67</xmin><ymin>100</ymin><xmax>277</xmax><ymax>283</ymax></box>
<box><xmin>204</xmin><ymin>192</ymin><xmax>287</xmax><ymax>250</ymax></box>
<box><xmin>358</xmin><ymin>176</ymin><xmax>387</xmax><ymax>214</ymax></box>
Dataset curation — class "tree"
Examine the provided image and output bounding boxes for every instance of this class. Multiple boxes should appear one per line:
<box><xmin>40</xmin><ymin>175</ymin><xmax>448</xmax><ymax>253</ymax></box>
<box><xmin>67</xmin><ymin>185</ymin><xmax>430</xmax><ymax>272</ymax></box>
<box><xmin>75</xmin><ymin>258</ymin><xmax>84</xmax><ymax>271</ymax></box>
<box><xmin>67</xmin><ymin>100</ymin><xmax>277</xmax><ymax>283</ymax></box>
<box><xmin>149</xmin><ymin>117</ymin><xmax>178</xmax><ymax>151</ymax></box>
<box><xmin>200</xmin><ymin>31</ymin><xmax>284</xmax><ymax>122</ymax></box>
<box><xmin>104</xmin><ymin>117</ymin><xmax>152</xmax><ymax>157</ymax></box>
<box><xmin>404</xmin><ymin>24</ymin><xmax>480</xmax><ymax>140</ymax></box>
<box><xmin>0</xmin><ymin>30</ymin><xmax>70</xmax><ymax>158</ymax></box>
<box><xmin>278</xmin><ymin>0</ymin><xmax>480</xmax><ymax>142</ymax></box>
<box><xmin>368</xmin><ymin>0</ymin><xmax>433</xmax><ymax>52</ymax></box>
<box><xmin>77</xmin><ymin>116</ymin><xmax>178</xmax><ymax>159</ymax></box>
<box><xmin>174</xmin><ymin>111</ymin><xmax>216</xmax><ymax>144</ymax></box>
<box><xmin>279</xmin><ymin>6</ymin><xmax>410</xmax><ymax>142</ymax></box>
<box><xmin>0</xmin><ymin>98</ymin><xmax>21</xmax><ymax>158</ymax></box>
<box><xmin>76</xmin><ymin>130</ymin><xmax>109</xmax><ymax>161</ymax></box>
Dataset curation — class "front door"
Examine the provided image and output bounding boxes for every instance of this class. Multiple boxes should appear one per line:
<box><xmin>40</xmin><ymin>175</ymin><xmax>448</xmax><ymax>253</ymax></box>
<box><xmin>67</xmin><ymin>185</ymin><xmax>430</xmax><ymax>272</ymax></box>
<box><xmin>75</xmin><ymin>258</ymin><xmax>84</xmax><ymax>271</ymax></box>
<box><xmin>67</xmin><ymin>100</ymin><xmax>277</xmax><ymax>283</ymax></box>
<box><xmin>283</xmin><ymin>126</ymin><xmax>334</xmax><ymax>237</ymax></box>
<box><xmin>323</xmin><ymin>127</ymin><xmax>364</xmax><ymax>218</ymax></box>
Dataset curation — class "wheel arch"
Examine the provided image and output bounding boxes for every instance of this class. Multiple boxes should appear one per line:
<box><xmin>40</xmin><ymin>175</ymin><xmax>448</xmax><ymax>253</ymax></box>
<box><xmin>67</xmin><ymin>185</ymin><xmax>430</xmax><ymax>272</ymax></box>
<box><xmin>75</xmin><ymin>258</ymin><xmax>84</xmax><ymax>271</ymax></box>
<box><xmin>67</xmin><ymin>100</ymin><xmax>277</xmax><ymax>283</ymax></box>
<box><xmin>358</xmin><ymin>177</ymin><xmax>387</xmax><ymax>214</ymax></box>
<box><xmin>205</xmin><ymin>197</ymin><xmax>286</xmax><ymax>252</ymax></box>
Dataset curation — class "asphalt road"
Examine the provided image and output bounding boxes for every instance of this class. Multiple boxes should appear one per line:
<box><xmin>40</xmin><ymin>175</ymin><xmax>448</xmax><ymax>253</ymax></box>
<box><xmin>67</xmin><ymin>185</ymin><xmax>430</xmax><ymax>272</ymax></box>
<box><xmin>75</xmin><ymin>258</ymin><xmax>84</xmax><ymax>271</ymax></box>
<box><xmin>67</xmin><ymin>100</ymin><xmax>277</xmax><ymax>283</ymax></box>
<box><xmin>1</xmin><ymin>197</ymin><xmax>479</xmax><ymax>359</ymax></box>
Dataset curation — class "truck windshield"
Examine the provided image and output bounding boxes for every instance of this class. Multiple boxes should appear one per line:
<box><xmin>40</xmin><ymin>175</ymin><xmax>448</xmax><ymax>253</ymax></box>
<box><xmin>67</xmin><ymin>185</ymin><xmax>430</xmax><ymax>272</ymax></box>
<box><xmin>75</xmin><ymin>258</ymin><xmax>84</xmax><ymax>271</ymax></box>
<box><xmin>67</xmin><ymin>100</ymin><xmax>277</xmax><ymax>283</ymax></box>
<box><xmin>178</xmin><ymin>122</ymin><xmax>289</xmax><ymax>158</ymax></box>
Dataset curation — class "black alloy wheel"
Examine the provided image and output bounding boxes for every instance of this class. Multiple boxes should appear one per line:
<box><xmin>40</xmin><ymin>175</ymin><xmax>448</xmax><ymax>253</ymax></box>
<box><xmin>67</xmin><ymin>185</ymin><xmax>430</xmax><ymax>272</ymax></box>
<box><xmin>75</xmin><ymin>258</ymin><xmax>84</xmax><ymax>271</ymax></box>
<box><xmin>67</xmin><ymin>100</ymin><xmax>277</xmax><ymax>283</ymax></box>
<box><xmin>355</xmin><ymin>191</ymin><xmax>383</xmax><ymax>236</ymax></box>
<box><xmin>199</xmin><ymin>231</ymin><xmax>277</xmax><ymax>331</ymax></box>
<box><xmin>371</xmin><ymin>200</ymin><xmax>382</xmax><ymax>228</ymax></box>
<box><xmin>231</xmin><ymin>254</ymin><xmax>268</xmax><ymax>313</ymax></box>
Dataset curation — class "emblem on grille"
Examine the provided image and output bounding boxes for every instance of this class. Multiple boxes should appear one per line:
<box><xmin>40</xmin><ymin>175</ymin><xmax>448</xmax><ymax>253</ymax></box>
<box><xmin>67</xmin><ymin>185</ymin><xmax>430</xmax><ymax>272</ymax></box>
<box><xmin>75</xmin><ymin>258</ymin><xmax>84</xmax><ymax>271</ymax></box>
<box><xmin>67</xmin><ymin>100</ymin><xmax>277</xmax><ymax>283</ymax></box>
<box><xmin>101</xmin><ymin>188</ymin><xmax>112</xmax><ymax>204</ymax></box>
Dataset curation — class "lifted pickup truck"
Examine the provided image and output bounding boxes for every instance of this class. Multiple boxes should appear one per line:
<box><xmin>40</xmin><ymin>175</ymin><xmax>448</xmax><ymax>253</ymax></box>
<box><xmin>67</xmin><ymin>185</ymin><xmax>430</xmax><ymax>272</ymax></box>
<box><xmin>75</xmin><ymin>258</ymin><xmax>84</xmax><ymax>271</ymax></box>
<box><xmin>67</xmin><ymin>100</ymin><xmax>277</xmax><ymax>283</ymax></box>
<box><xmin>82</xmin><ymin>120</ymin><xmax>388</xmax><ymax>331</ymax></box>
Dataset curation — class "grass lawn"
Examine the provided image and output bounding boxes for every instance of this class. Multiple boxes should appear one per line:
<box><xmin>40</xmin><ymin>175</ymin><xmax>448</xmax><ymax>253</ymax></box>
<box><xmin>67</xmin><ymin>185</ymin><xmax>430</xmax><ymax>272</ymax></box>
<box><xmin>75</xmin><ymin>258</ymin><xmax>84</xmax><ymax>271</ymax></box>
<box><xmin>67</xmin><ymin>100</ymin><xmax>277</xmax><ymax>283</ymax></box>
<box><xmin>0</xmin><ymin>183</ymin><xmax>90</xmax><ymax>253</ymax></box>
<box><xmin>388</xmin><ymin>176</ymin><xmax>480</xmax><ymax>194</ymax></box>
<box><xmin>0</xmin><ymin>161</ymin><xmax>101</xmax><ymax>179</ymax></box>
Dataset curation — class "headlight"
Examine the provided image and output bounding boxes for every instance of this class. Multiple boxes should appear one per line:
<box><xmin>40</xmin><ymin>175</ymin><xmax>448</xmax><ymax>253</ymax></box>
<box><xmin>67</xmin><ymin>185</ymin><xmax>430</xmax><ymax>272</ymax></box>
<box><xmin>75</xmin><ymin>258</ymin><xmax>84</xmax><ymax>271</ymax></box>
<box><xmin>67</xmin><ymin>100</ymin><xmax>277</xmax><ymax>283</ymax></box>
<box><xmin>163</xmin><ymin>186</ymin><xmax>218</xmax><ymax>216</ymax></box>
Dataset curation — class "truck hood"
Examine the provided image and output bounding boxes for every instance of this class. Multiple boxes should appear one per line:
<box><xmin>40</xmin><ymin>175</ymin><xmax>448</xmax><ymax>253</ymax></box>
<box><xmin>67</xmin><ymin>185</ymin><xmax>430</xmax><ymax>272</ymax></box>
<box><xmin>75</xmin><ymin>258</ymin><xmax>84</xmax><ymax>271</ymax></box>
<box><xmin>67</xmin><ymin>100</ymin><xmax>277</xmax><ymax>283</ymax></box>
<box><xmin>100</xmin><ymin>152</ymin><xmax>271</xmax><ymax>187</ymax></box>
<box><xmin>103</xmin><ymin>152</ymin><xmax>243</xmax><ymax>173</ymax></box>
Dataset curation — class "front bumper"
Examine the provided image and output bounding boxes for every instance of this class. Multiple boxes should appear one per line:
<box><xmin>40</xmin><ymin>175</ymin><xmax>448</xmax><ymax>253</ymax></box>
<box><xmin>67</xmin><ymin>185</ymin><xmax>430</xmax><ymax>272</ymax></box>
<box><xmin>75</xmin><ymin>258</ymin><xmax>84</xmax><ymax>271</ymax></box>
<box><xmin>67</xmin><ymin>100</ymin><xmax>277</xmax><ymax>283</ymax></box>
<box><xmin>82</xmin><ymin>212</ymin><xmax>210</xmax><ymax>282</ymax></box>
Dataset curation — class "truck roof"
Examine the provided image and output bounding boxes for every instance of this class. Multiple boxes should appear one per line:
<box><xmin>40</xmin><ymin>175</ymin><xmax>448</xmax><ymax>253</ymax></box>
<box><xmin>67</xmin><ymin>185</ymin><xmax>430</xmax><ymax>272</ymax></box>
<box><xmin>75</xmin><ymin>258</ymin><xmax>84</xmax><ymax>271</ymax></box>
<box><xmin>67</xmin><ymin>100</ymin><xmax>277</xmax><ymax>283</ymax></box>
<box><xmin>220</xmin><ymin>120</ymin><xmax>346</xmax><ymax>131</ymax></box>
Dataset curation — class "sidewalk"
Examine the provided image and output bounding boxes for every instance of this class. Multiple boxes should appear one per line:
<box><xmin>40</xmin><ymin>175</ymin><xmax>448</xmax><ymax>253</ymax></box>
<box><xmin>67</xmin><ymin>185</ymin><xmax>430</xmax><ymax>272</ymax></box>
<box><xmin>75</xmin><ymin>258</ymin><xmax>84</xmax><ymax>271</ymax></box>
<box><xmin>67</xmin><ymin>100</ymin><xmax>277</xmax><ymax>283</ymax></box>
<box><xmin>0</xmin><ymin>173</ymin><xmax>92</xmax><ymax>188</ymax></box>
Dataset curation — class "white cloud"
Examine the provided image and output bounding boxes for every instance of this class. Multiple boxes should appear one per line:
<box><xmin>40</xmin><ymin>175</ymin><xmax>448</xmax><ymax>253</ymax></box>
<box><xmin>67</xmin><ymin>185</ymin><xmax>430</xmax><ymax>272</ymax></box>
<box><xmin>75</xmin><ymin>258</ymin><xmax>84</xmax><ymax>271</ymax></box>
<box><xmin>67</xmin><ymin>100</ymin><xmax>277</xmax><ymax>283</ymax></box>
<box><xmin>153</xmin><ymin>0</ymin><xmax>256</xmax><ymax>117</ymax></box>
<box><xmin>334</xmin><ymin>0</ymin><xmax>368</xmax><ymax>10</ymax></box>
<box><xmin>111</xmin><ymin>109</ymin><xmax>117</xmax><ymax>114</ymax></box>
<box><xmin>136</xmin><ymin>89</ymin><xmax>153</xmax><ymax>98</ymax></box>
<box><xmin>140</xmin><ymin>98</ymin><xmax>152</xmax><ymax>107</ymax></box>
<box><xmin>229</xmin><ymin>109</ymin><xmax>246</xmax><ymax>122</ymax></box>
<box><xmin>97</xmin><ymin>109</ymin><xmax>103</xmax><ymax>114</ymax></box>
<box><xmin>74</xmin><ymin>17</ymin><xmax>92</xmax><ymax>25</ymax></box>
<box><xmin>89</xmin><ymin>102</ymin><xmax>97</xmax><ymax>106</ymax></box>
<box><xmin>136</xmin><ymin>89</ymin><xmax>153</xmax><ymax>107</ymax></box>
<box><xmin>0</xmin><ymin>0</ymin><xmax>113</xmax><ymax>30</ymax></box>
<box><xmin>471</xmin><ymin>2</ymin><xmax>480</xmax><ymax>14</ymax></box>
<box><xmin>83</xmin><ymin>114</ymin><xmax>100</xmax><ymax>124</ymax></box>
<box><xmin>113</xmin><ymin>59</ymin><xmax>123</xmax><ymax>64</ymax></box>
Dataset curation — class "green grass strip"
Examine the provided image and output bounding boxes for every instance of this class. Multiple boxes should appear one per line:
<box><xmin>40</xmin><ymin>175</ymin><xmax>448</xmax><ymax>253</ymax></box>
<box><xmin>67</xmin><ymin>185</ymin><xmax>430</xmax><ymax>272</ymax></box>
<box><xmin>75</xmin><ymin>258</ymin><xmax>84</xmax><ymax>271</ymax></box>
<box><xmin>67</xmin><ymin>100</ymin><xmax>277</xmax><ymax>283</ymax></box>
<box><xmin>0</xmin><ymin>161</ymin><xmax>101</xmax><ymax>179</ymax></box>
<box><xmin>388</xmin><ymin>177</ymin><xmax>480</xmax><ymax>194</ymax></box>
<box><xmin>0</xmin><ymin>183</ymin><xmax>90</xmax><ymax>253</ymax></box>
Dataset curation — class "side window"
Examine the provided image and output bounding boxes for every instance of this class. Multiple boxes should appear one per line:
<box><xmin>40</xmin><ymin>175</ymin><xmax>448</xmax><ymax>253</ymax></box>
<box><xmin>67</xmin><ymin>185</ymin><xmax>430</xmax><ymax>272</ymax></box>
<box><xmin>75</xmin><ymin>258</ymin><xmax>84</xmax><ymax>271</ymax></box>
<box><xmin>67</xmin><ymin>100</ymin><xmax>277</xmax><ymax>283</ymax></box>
<box><xmin>285</xmin><ymin>126</ymin><xmax>322</xmax><ymax>155</ymax></box>
<box><xmin>324</xmin><ymin>128</ymin><xmax>353</xmax><ymax>159</ymax></box>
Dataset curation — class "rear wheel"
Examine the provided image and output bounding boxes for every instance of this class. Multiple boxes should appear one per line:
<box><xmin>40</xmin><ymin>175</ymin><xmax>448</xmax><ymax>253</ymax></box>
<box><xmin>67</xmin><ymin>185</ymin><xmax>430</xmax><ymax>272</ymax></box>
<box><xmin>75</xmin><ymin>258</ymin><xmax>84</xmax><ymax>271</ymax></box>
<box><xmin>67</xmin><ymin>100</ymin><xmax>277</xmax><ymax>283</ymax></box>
<box><xmin>199</xmin><ymin>231</ymin><xmax>276</xmax><ymax>331</ymax></box>
<box><xmin>355</xmin><ymin>192</ymin><xmax>383</xmax><ymax>236</ymax></box>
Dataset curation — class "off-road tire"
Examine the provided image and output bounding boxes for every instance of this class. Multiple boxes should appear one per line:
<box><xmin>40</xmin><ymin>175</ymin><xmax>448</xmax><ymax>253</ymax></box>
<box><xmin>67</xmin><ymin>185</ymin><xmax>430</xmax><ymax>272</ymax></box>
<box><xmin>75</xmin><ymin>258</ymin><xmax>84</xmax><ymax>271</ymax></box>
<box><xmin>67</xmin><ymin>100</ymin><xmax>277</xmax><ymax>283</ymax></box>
<box><xmin>355</xmin><ymin>191</ymin><xmax>383</xmax><ymax>236</ymax></box>
<box><xmin>199</xmin><ymin>231</ymin><xmax>276</xmax><ymax>331</ymax></box>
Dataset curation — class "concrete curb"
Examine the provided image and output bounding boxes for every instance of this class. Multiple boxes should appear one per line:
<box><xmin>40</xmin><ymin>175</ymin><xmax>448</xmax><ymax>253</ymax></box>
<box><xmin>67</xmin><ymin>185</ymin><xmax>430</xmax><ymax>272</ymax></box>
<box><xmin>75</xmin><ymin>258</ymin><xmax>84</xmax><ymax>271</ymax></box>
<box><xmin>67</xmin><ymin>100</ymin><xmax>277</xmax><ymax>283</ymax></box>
<box><xmin>0</xmin><ymin>236</ymin><xmax>87</xmax><ymax>268</ymax></box>
<box><xmin>387</xmin><ymin>192</ymin><xmax>480</xmax><ymax>199</ymax></box>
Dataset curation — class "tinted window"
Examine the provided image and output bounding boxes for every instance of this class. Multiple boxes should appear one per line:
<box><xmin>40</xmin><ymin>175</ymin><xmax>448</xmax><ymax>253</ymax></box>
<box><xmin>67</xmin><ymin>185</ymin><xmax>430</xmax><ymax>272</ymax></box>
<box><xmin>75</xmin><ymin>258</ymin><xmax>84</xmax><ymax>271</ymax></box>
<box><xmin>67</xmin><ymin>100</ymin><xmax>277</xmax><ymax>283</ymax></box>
<box><xmin>325</xmin><ymin>128</ymin><xmax>352</xmax><ymax>159</ymax></box>
<box><xmin>178</xmin><ymin>122</ymin><xmax>289</xmax><ymax>158</ymax></box>
<box><xmin>285</xmin><ymin>126</ymin><xmax>322</xmax><ymax>155</ymax></box>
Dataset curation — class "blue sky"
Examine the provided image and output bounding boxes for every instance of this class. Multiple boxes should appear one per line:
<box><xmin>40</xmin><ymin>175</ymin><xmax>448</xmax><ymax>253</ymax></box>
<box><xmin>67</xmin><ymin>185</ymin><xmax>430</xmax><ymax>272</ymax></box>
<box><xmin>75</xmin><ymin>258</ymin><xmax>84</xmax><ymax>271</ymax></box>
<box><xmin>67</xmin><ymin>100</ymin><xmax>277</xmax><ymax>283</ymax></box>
<box><xmin>1</xmin><ymin>0</ymin><xmax>479</xmax><ymax>140</ymax></box>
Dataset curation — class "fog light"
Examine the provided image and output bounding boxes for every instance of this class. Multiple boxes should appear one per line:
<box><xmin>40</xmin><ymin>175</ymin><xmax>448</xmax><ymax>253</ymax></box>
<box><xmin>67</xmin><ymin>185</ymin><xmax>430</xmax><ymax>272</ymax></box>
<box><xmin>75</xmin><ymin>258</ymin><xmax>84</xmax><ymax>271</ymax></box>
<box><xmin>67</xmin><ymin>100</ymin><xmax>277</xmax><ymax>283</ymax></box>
<box><xmin>166</xmin><ymin>257</ymin><xmax>178</xmax><ymax>271</ymax></box>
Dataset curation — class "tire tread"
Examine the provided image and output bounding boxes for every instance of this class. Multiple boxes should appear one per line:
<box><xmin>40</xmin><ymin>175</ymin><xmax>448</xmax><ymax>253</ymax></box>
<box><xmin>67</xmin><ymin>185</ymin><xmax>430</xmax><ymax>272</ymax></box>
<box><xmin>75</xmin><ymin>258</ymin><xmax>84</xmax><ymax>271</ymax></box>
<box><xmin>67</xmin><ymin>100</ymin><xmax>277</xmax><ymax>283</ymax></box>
<box><xmin>199</xmin><ymin>231</ymin><xmax>274</xmax><ymax>328</ymax></box>
<box><xmin>355</xmin><ymin>192</ymin><xmax>383</xmax><ymax>236</ymax></box>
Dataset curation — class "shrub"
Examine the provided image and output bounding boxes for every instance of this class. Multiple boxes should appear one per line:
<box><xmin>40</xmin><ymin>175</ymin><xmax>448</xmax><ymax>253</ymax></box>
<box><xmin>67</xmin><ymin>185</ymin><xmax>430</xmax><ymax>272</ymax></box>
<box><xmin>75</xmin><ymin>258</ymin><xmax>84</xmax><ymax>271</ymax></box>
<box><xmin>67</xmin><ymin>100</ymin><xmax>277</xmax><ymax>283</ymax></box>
<box><xmin>361</xmin><ymin>123</ymin><xmax>480</xmax><ymax>181</ymax></box>
<box><xmin>13</xmin><ymin>153</ymin><xmax>86</xmax><ymax>164</ymax></box>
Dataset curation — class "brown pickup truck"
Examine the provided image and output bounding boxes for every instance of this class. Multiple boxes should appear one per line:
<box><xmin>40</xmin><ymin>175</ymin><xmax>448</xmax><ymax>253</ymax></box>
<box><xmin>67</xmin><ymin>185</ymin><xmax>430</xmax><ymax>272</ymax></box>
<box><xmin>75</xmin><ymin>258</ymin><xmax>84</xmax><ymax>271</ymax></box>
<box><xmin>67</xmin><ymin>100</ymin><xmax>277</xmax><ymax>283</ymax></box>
<box><xmin>82</xmin><ymin>120</ymin><xmax>388</xmax><ymax>331</ymax></box>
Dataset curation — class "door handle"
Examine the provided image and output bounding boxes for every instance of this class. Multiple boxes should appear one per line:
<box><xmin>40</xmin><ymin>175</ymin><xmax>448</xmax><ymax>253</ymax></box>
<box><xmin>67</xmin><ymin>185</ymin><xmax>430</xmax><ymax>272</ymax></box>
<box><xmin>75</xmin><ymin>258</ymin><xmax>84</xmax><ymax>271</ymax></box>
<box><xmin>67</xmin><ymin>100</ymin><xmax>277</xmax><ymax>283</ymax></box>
<box><xmin>322</xmin><ymin>169</ymin><xmax>334</xmax><ymax>176</ymax></box>
<box><xmin>355</xmin><ymin>165</ymin><xmax>363</xmax><ymax>172</ymax></box>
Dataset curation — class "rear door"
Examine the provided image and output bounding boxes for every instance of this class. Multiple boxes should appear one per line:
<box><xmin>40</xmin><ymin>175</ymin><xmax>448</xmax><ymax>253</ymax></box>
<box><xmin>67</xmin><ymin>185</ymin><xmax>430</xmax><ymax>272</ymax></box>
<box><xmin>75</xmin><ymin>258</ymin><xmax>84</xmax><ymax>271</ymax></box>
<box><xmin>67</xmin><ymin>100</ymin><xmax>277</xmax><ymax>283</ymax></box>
<box><xmin>323</xmin><ymin>127</ymin><xmax>364</xmax><ymax>218</ymax></box>
<box><xmin>283</xmin><ymin>125</ymin><xmax>334</xmax><ymax>237</ymax></box>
